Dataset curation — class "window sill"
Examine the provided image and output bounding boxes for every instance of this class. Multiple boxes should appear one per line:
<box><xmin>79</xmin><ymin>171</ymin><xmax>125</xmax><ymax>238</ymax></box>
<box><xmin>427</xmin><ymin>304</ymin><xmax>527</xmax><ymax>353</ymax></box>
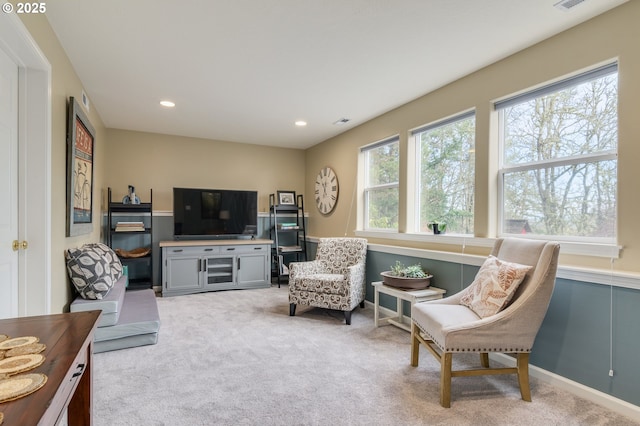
<box><xmin>353</xmin><ymin>230</ymin><xmax>621</xmax><ymax>259</ymax></box>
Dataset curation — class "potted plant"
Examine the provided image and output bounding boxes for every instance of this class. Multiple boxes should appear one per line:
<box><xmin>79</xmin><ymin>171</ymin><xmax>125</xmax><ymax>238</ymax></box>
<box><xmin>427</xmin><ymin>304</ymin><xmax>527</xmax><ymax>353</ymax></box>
<box><xmin>427</xmin><ymin>221</ymin><xmax>447</xmax><ymax>235</ymax></box>
<box><xmin>380</xmin><ymin>261</ymin><xmax>433</xmax><ymax>290</ymax></box>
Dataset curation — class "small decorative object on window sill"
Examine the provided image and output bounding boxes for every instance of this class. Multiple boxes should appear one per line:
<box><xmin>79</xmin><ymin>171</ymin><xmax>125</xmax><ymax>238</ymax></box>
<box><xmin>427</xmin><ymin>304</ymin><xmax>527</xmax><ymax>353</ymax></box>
<box><xmin>428</xmin><ymin>222</ymin><xmax>446</xmax><ymax>235</ymax></box>
<box><xmin>381</xmin><ymin>261</ymin><xmax>432</xmax><ymax>290</ymax></box>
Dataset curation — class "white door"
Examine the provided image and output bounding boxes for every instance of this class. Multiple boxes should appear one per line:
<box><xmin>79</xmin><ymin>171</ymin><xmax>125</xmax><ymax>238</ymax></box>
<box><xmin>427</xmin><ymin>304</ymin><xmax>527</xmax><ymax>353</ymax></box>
<box><xmin>0</xmin><ymin>46</ymin><xmax>18</xmax><ymax>319</ymax></box>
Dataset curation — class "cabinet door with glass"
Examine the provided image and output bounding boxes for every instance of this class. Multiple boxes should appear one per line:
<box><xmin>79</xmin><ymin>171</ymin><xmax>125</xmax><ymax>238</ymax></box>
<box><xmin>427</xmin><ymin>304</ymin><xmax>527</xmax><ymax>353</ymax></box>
<box><xmin>203</xmin><ymin>255</ymin><xmax>236</xmax><ymax>289</ymax></box>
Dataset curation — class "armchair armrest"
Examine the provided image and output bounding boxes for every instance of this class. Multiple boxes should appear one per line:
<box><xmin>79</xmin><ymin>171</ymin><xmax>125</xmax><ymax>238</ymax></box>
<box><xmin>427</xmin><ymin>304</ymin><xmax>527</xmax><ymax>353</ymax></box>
<box><xmin>345</xmin><ymin>262</ymin><xmax>366</xmax><ymax>287</ymax></box>
<box><xmin>289</xmin><ymin>259</ymin><xmax>323</xmax><ymax>281</ymax></box>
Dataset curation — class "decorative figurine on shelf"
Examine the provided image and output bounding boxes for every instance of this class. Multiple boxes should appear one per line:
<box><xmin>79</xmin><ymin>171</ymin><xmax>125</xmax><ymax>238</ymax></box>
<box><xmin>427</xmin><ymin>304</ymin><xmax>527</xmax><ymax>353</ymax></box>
<box><xmin>122</xmin><ymin>185</ymin><xmax>141</xmax><ymax>204</ymax></box>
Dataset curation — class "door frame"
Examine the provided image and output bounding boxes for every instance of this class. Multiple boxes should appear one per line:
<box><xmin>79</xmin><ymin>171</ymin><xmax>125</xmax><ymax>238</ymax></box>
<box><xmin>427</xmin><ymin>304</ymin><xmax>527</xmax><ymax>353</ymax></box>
<box><xmin>0</xmin><ymin>13</ymin><xmax>52</xmax><ymax>316</ymax></box>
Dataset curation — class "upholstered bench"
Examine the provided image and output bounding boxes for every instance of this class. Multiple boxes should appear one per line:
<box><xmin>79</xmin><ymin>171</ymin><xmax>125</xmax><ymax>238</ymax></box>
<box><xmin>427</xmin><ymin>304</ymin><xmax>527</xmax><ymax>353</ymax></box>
<box><xmin>70</xmin><ymin>275</ymin><xmax>160</xmax><ymax>353</ymax></box>
<box><xmin>67</xmin><ymin>242</ymin><xmax>160</xmax><ymax>353</ymax></box>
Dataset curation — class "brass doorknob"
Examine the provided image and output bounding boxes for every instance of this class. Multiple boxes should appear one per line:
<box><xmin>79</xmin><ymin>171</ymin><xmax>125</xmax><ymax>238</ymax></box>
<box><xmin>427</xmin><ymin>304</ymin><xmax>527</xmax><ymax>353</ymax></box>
<box><xmin>12</xmin><ymin>240</ymin><xmax>28</xmax><ymax>251</ymax></box>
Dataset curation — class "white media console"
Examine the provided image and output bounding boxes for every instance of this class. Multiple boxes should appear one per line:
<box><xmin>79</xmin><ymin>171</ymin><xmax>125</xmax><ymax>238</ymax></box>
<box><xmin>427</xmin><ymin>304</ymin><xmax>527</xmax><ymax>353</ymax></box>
<box><xmin>160</xmin><ymin>239</ymin><xmax>273</xmax><ymax>297</ymax></box>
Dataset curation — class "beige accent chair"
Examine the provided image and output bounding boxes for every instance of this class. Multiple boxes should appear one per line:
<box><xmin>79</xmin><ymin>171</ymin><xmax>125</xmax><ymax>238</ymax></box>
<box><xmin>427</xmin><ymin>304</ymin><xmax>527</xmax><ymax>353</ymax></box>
<box><xmin>411</xmin><ymin>238</ymin><xmax>560</xmax><ymax>407</ymax></box>
<box><xmin>288</xmin><ymin>238</ymin><xmax>367</xmax><ymax>325</ymax></box>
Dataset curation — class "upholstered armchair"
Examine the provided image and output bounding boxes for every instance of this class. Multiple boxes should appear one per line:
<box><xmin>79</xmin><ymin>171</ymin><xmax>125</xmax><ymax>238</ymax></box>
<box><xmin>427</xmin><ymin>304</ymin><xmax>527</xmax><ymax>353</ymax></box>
<box><xmin>288</xmin><ymin>238</ymin><xmax>368</xmax><ymax>325</ymax></box>
<box><xmin>410</xmin><ymin>238</ymin><xmax>560</xmax><ymax>407</ymax></box>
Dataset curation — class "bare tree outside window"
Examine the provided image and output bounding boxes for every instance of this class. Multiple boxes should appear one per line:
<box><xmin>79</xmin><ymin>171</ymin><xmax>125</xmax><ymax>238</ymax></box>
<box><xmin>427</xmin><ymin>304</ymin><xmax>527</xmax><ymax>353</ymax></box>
<box><xmin>362</xmin><ymin>139</ymin><xmax>399</xmax><ymax>230</ymax></box>
<box><xmin>415</xmin><ymin>114</ymin><xmax>475</xmax><ymax>234</ymax></box>
<box><xmin>500</xmin><ymin>69</ymin><xmax>618</xmax><ymax>240</ymax></box>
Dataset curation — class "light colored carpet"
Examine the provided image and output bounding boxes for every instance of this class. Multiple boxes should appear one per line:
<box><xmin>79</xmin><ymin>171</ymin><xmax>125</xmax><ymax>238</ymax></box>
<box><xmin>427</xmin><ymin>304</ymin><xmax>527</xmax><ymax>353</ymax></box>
<box><xmin>93</xmin><ymin>286</ymin><xmax>638</xmax><ymax>425</ymax></box>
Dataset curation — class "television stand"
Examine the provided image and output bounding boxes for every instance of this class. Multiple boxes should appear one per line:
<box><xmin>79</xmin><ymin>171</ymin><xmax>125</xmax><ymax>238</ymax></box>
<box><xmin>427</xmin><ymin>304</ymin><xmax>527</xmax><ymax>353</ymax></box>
<box><xmin>160</xmin><ymin>239</ymin><xmax>273</xmax><ymax>297</ymax></box>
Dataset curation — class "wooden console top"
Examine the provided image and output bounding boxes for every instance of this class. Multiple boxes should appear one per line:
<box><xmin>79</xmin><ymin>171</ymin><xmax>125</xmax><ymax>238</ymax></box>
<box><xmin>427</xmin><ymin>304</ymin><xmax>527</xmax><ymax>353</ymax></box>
<box><xmin>159</xmin><ymin>239</ymin><xmax>273</xmax><ymax>247</ymax></box>
<box><xmin>0</xmin><ymin>311</ymin><xmax>101</xmax><ymax>425</ymax></box>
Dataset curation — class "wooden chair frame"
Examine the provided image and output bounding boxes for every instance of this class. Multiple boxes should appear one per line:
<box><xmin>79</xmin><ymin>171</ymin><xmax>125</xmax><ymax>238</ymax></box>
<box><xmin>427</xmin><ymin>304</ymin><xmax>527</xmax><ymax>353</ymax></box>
<box><xmin>411</xmin><ymin>322</ymin><xmax>531</xmax><ymax>408</ymax></box>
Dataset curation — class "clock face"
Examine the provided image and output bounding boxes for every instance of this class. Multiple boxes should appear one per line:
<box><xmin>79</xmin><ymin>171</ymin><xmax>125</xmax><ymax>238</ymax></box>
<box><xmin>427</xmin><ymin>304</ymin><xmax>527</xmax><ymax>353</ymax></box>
<box><xmin>315</xmin><ymin>167</ymin><xmax>339</xmax><ymax>215</ymax></box>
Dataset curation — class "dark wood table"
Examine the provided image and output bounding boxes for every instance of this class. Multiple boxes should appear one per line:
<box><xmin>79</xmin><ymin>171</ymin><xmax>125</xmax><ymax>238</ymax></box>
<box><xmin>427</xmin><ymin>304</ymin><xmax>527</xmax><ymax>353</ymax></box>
<box><xmin>0</xmin><ymin>310</ymin><xmax>101</xmax><ymax>425</ymax></box>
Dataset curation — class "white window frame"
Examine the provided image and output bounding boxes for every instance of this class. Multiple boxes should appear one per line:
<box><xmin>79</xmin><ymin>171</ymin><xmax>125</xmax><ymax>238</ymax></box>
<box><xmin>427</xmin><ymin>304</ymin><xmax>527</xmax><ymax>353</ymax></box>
<box><xmin>496</xmin><ymin>62</ymin><xmax>618</xmax><ymax>244</ymax></box>
<box><xmin>411</xmin><ymin>110</ymin><xmax>476</xmax><ymax>235</ymax></box>
<box><xmin>360</xmin><ymin>136</ymin><xmax>399</xmax><ymax>232</ymax></box>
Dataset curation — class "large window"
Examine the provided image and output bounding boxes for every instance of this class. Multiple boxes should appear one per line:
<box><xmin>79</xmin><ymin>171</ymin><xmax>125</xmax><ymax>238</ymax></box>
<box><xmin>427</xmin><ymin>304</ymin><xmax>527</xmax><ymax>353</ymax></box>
<box><xmin>497</xmin><ymin>63</ymin><xmax>618</xmax><ymax>241</ymax></box>
<box><xmin>412</xmin><ymin>112</ymin><xmax>475</xmax><ymax>234</ymax></box>
<box><xmin>362</xmin><ymin>137</ymin><xmax>399</xmax><ymax>230</ymax></box>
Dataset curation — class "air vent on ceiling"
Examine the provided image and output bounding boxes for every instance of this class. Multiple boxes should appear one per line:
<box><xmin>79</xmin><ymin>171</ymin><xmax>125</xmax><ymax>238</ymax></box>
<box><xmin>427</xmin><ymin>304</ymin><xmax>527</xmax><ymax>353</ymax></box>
<box><xmin>81</xmin><ymin>90</ymin><xmax>90</xmax><ymax>111</ymax></box>
<box><xmin>554</xmin><ymin>0</ymin><xmax>586</xmax><ymax>11</ymax></box>
<box><xmin>333</xmin><ymin>118</ymin><xmax>351</xmax><ymax>125</ymax></box>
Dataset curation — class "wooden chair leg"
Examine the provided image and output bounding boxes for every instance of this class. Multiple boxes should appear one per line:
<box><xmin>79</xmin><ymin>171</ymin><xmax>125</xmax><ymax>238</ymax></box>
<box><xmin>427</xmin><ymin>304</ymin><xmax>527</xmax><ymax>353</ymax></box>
<box><xmin>440</xmin><ymin>352</ymin><xmax>452</xmax><ymax>408</ymax></box>
<box><xmin>517</xmin><ymin>353</ymin><xmax>532</xmax><ymax>401</ymax></box>
<box><xmin>480</xmin><ymin>352</ymin><xmax>489</xmax><ymax>368</ymax></box>
<box><xmin>410</xmin><ymin>322</ymin><xmax>420</xmax><ymax>367</ymax></box>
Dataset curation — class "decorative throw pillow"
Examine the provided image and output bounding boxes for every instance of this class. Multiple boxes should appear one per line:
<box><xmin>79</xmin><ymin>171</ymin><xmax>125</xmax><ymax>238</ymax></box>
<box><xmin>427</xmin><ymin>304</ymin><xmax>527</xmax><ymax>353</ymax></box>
<box><xmin>460</xmin><ymin>255</ymin><xmax>532</xmax><ymax>318</ymax></box>
<box><xmin>66</xmin><ymin>246</ymin><xmax>115</xmax><ymax>300</ymax></box>
<box><xmin>84</xmin><ymin>242</ymin><xmax>123</xmax><ymax>282</ymax></box>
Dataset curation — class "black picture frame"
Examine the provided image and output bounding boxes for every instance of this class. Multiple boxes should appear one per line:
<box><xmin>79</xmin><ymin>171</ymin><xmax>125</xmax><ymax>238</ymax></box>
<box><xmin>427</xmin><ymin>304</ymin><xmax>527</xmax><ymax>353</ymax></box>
<box><xmin>277</xmin><ymin>190</ymin><xmax>296</xmax><ymax>206</ymax></box>
<box><xmin>66</xmin><ymin>97</ymin><xmax>96</xmax><ymax>237</ymax></box>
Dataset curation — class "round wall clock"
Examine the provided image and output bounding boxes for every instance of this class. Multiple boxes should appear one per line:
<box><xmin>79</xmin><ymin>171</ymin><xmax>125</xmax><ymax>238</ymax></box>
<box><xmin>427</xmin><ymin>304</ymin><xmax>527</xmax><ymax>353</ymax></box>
<box><xmin>315</xmin><ymin>166</ymin><xmax>339</xmax><ymax>215</ymax></box>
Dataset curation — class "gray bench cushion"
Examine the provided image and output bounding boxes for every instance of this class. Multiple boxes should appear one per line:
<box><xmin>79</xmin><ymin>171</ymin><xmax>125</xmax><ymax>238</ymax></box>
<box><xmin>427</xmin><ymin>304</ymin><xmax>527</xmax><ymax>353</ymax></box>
<box><xmin>94</xmin><ymin>288</ymin><xmax>160</xmax><ymax>348</ymax></box>
<box><xmin>70</xmin><ymin>275</ymin><xmax>126</xmax><ymax>327</ymax></box>
<box><xmin>94</xmin><ymin>333</ymin><xmax>158</xmax><ymax>354</ymax></box>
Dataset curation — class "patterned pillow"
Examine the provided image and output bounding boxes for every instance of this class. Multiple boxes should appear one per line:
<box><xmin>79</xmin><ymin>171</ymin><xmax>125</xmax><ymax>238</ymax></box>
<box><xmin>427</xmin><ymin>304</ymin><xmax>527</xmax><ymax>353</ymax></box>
<box><xmin>460</xmin><ymin>255</ymin><xmax>532</xmax><ymax>318</ymax></box>
<box><xmin>84</xmin><ymin>242</ymin><xmax>123</xmax><ymax>282</ymax></box>
<box><xmin>66</xmin><ymin>245</ymin><xmax>116</xmax><ymax>300</ymax></box>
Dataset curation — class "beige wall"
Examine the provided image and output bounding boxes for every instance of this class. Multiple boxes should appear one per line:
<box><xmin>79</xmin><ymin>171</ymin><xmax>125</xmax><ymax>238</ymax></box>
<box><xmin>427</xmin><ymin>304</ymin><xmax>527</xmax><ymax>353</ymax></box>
<box><xmin>105</xmin><ymin>129</ymin><xmax>305</xmax><ymax>213</ymax></box>
<box><xmin>13</xmin><ymin>2</ymin><xmax>639</xmax><ymax>316</ymax></box>
<box><xmin>18</xmin><ymin>14</ymin><xmax>108</xmax><ymax>312</ymax></box>
<box><xmin>305</xmin><ymin>2</ymin><xmax>640</xmax><ymax>273</ymax></box>
<box><xmin>16</xmin><ymin>11</ymin><xmax>302</xmax><ymax>314</ymax></box>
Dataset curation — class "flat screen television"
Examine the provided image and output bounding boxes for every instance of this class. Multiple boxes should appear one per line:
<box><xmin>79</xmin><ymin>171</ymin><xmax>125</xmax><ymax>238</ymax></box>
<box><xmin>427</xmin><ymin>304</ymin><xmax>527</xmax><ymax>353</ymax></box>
<box><xmin>173</xmin><ymin>187</ymin><xmax>258</xmax><ymax>239</ymax></box>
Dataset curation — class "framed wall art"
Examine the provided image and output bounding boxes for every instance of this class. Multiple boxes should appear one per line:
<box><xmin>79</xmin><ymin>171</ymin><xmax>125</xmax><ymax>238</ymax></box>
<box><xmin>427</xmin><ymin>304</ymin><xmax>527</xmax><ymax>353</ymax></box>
<box><xmin>66</xmin><ymin>96</ymin><xmax>96</xmax><ymax>237</ymax></box>
<box><xmin>277</xmin><ymin>190</ymin><xmax>296</xmax><ymax>206</ymax></box>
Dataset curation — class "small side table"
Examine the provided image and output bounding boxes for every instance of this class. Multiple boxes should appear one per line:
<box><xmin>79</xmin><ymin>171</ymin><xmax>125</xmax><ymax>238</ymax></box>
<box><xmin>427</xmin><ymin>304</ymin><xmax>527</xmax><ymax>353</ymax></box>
<box><xmin>373</xmin><ymin>281</ymin><xmax>446</xmax><ymax>332</ymax></box>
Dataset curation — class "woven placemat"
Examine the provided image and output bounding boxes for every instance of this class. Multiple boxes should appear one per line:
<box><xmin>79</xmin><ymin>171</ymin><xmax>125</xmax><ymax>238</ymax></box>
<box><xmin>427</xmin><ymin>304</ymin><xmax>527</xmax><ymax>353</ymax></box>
<box><xmin>0</xmin><ymin>411</ymin><xmax>4</xmax><ymax>424</ymax></box>
<box><xmin>0</xmin><ymin>336</ymin><xmax>39</xmax><ymax>351</ymax></box>
<box><xmin>0</xmin><ymin>373</ymin><xmax>47</xmax><ymax>403</ymax></box>
<box><xmin>0</xmin><ymin>334</ymin><xmax>8</xmax><ymax>343</ymax></box>
<box><xmin>0</xmin><ymin>354</ymin><xmax>45</xmax><ymax>376</ymax></box>
<box><xmin>5</xmin><ymin>343</ymin><xmax>46</xmax><ymax>358</ymax></box>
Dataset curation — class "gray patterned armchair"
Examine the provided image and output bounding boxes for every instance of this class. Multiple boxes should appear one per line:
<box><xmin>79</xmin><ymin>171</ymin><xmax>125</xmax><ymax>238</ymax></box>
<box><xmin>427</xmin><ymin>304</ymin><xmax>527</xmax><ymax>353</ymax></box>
<box><xmin>288</xmin><ymin>238</ymin><xmax>368</xmax><ymax>325</ymax></box>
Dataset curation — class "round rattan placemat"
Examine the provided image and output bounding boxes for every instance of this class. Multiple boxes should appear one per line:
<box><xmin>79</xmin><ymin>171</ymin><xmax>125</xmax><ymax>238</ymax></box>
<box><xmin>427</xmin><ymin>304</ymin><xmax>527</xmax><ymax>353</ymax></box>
<box><xmin>0</xmin><ymin>354</ymin><xmax>45</xmax><ymax>376</ymax></box>
<box><xmin>5</xmin><ymin>343</ymin><xmax>46</xmax><ymax>358</ymax></box>
<box><xmin>0</xmin><ymin>336</ymin><xmax>39</xmax><ymax>351</ymax></box>
<box><xmin>0</xmin><ymin>373</ymin><xmax>47</xmax><ymax>403</ymax></box>
<box><xmin>0</xmin><ymin>334</ymin><xmax>8</xmax><ymax>343</ymax></box>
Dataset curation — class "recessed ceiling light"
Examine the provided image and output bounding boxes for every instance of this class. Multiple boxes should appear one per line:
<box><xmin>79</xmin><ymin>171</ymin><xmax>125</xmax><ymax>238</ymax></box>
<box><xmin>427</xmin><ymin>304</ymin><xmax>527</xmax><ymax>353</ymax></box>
<box><xmin>295</xmin><ymin>120</ymin><xmax>307</xmax><ymax>127</ymax></box>
<box><xmin>160</xmin><ymin>100</ymin><xmax>175</xmax><ymax>107</ymax></box>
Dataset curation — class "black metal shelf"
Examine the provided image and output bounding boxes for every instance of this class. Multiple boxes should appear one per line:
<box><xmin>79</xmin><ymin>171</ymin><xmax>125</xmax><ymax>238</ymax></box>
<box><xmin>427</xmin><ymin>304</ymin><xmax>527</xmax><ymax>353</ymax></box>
<box><xmin>107</xmin><ymin>187</ymin><xmax>153</xmax><ymax>290</ymax></box>
<box><xmin>108</xmin><ymin>202</ymin><xmax>152</xmax><ymax>212</ymax></box>
<box><xmin>269</xmin><ymin>193</ymin><xmax>307</xmax><ymax>287</ymax></box>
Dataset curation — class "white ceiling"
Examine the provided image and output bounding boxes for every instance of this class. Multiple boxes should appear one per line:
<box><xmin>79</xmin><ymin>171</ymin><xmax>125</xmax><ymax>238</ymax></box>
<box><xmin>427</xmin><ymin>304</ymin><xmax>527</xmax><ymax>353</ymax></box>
<box><xmin>45</xmin><ymin>0</ymin><xmax>627</xmax><ymax>149</ymax></box>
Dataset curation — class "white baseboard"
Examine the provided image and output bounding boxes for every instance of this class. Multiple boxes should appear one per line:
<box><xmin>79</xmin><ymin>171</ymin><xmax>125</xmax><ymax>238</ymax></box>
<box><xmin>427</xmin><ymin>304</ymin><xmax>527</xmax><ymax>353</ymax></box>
<box><xmin>491</xmin><ymin>353</ymin><xmax>640</xmax><ymax>421</ymax></box>
<box><xmin>364</xmin><ymin>301</ymin><xmax>640</xmax><ymax>420</ymax></box>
